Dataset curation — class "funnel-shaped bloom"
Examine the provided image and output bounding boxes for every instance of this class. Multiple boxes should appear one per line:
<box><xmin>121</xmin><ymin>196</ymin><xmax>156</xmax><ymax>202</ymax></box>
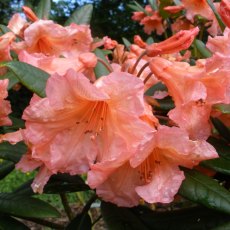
<box><xmin>146</xmin><ymin>27</ymin><xmax>199</xmax><ymax>56</ymax></box>
<box><xmin>16</xmin><ymin>69</ymin><xmax>153</xmax><ymax>193</ymax></box>
<box><xmin>22</xmin><ymin>6</ymin><xmax>39</xmax><ymax>22</ymax></box>
<box><xmin>220</xmin><ymin>0</ymin><xmax>230</xmax><ymax>28</ymax></box>
<box><xmin>88</xmin><ymin>126</ymin><xmax>218</xmax><ymax>207</ymax></box>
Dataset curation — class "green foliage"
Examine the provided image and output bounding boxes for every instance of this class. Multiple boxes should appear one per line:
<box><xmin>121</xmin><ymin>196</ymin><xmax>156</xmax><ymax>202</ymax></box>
<box><xmin>36</xmin><ymin>0</ymin><xmax>51</xmax><ymax>19</ymax></box>
<box><xmin>64</xmin><ymin>4</ymin><xmax>93</xmax><ymax>26</ymax></box>
<box><xmin>1</xmin><ymin>61</ymin><xmax>49</xmax><ymax>98</ymax></box>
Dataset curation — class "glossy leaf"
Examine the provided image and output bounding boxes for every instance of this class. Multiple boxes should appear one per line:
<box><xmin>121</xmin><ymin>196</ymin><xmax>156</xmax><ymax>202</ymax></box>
<box><xmin>194</xmin><ymin>39</ymin><xmax>212</xmax><ymax>58</ymax></box>
<box><xmin>0</xmin><ymin>215</ymin><xmax>30</xmax><ymax>230</ymax></box>
<box><xmin>101</xmin><ymin>202</ymin><xmax>230</xmax><ymax>230</ymax></box>
<box><xmin>179</xmin><ymin>169</ymin><xmax>230</xmax><ymax>214</ymax></box>
<box><xmin>0</xmin><ymin>25</ymin><xmax>10</xmax><ymax>35</ymax></box>
<box><xmin>0</xmin><ymin>61</ymin><xmax>49</xmax><ymax>97</ymax></box>
<box><xmin>0</xmin><ymin>193</ymin><xmax>60</xmax><ymax>218</ymax></box>
<box><xmin>36</xmin><ymin>0</ymin><xmax>51</xmax><ymax>19</ymax></box>
<box><xmin>213</xmin><ymin>104</ymin><xmax>230</xmax><ymax>114</ymax></box>
<box><xmin>0</xmin><ymin>70</ymin><xmax>19</xmax><ymax>89</ymax></box>
<box><xmin>94</xmin><ymin>48</ymin><xmax>110</xmax><ymax>79</ymax></box>
<box><xmin>66</xmin><ymin>213</ymin><xmax>91</xmax><ymax>230</ymax></box>
<box><xmin>65</xmin><ymin>4</ymin><xmax>93</xmax><ymax>26</ymax></box>
<box><xmin>122</xmin><ymin>37</ymin><xmax>131</xmax><ymax>49</ymax></box>
<box><xmin>201</xmin><ymin>157</ymin><xmax>230</xmax><ymax>176</ymax></box>
<box><xmin>14</xmin><ymin>173</ymin><xmax>90</xmax><ymax>196</ymax></box>
<box><xmin>148</xmin><ymin>0</ymin><xmax>158</xmax><ymax>10</ymax></box>
<box><xmin>211</xmin><ymin>118</ymin><xmax>230</xmax><ymax>142</ymax></box>
<box><xmin>207</xmin><ymin>137</ymin><xmax>230</xmax><ymax>160</ymax></box>
<box><xmin>0</xmin><ymin>161</ymin><xmax>15</xmax><ymax>180</ymax></box>
<box><xmin>0</xmin><ymin>142</ymin><xmax>27</xmax><ymax>163</ymax></box>
<box><xmin>206</xmin><ymin>0</ymin><xmax>225</xmax><ymax>32</ymax></box>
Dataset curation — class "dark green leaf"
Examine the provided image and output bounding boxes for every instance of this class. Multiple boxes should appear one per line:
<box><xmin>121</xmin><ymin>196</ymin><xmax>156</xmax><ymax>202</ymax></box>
<box><xmin>194</xmin><ymin>39</ymin><xmax>212</xmax><ymax>58</ymax></box>
<box><xmin>212</xmin><ymin>221</ymin><xmax>230</xmax><ymax>230</ymax></box>
<box><xmin>208</xmin><ymin>137</ymin><xmax>230</xmax><ymax>160</ymax></box>
<box><xmin>94</xmin><ymin>48</ymin><xmax>110</xmax><ymax>79</ymax></box>
<box><xmin>66</xmin><ymin>213</ymin><xmax>91</xmax><ymax>230</ymax></box>
<box><xmin>127</xmin><ymin>4</ymin><xmax>143</xmax><ymax>12</ymax></box>
<box><xmin>179</xmin><ymin>169</ymin><xmax>230</xmax><ymax>214</ymax></box>
<box><xmin>173</xmin><ymin>0</ymin><xmax>182</xmax><ymax>5</ymax></box>
<box><xmin>0</xmin><ymin>193</ymin><xmax>60</xmax><ymax>218</ymax></box>
<box><xmin>159</xmin><ymin>0</ymin><xmax>172</xmax><ymax>19</ymax></box>
<box><xmin>0</xmin><ymin>25</ymin><xmax>10</xmax><ymax>35</ymax></box>
<box><xmin>206</xmin><ymin>0</ymin><xmax>225</xmax><ymax>32</ymax></box>
<box><xmin>101</xmin><ymin>202</ymin><xmax>149</xmax><ymax>230</ymax></box>
<box><xmin>0</xmin><ymin>161</ymin><xmax>14</xmax><ymax>180</ymax></box>
<box><xmin>0</xmin><ymin>71</ymin><xmax>19</xmax><ymax>89</ymax></box>
<box><xmin>155</xmin><ymin>97</ymin><xmax>175</xmax><ymax>111</ymax></box>
<box><xmin>122</xmin><ymin>37</ymin><xmax>131</xmax><ymax>50</ymax></box>
<box><xmin>36</xmin><ymin>0</ymin><xmax>51</xmax><ymax>19</ymax></box>
<box><xmin>0</xmin><ymin>215</ymin><xmax>30</xmax><ymax>230</ymax></box>
<box><xmin>145</xmin><ymin>82</ymin><xmax>167</xmax><ymax>96</ymax></box>
<box><xmin>0</xmin><ymin>61</ymin><xmax>49</xmax><ymax>97</ymax></box>
<box><xmin>211</xmin><ymin>118</ymin><xmax>230</xmax><ymax>142</ymax></box>
<box><xmin>134</xmin><ymin>1</ymin><xmax>149</xmax><ymax>15</ymax></box>
<box><xmin>65</xmin><ymin>4</ymin><xmax>93</xmax><ymax>26</ymax></box>
<box><xmin>14</xmin><ymin>173</ymin><xmax>90</xmax><ymax>196</ymax></box>
<box><xmin>213</xmin><ymin>104</ymin><xmax>230</xmax><ymax>114</ymax></box>
<box><xmin>102</xmin><ymin>202</ymin><xmax>230</xmax><ymax>230</ymax></box>
<box><xmin>148</xmin><ymin>0</ymin><xmax>158</xmax><ymax>11</ymax></box>
<box><xmin>0</xmin><ymin>142</ymin><xmax>27</xmax><ymax>163</ymax></box>
<box><xmin>201</xmin><ymin>157</ymin><xmax>230</xmax><ymax>176</ymax></box>
<box><xmin>146</xmin><ymin>37</ymin><xmax>154</xmax><ymax>44</ymax></box>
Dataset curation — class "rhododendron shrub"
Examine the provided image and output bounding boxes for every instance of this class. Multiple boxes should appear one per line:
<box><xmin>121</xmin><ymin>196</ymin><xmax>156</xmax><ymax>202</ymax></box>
<box><xmin>0</xmin><ymin>0</ymin><xmax>229</xmax><ymax>229</ymax></box>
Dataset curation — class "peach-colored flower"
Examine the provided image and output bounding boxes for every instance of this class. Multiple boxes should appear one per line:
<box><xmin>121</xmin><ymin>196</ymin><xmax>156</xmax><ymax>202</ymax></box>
<box><xmin>16</xmin><ymin>69</ymin><xmax>153</xmax><ymax>193</ymax></box>
<box><xmin>0</xmin><ymin>80</ymin><xmax>12</xmax><ymax>126</ymax></box>
<box><xmin>146</xmin><ymin>27</ymin><xmax>199</xmax><ymax>57</ymax></box>
<box><xmin>22</xmin><ymin>6</ymin><xmax>39</xmax><ymax>22</ymax></box>
<box><xmin>13</xmin><ymin>20</ymin><xmax>93</xmax><ymax>58</ymax></box>
<box><xmin>220</xmin><ymin>0</ymin><xmax>230</xmax><ymax>28</ymax></box>
<box><xmin>140</xmin><ymin>12</ymin><xmax>164</xmax><ymax>35</ymax></box>
<box><xmin>18</xmin><ymin>50</ymin><xmax>97</xmax><ymax>79</ymax></box>
<box><xmin>103</xmin><ymin>36</ymin><xmax>118</xmax><ymax>49</ymax></box>
<box><xmin>171</xmin><ymin>17</ymin><xmax>194</xmax><ymax>33</ymax></box>
<box><xmin>163</xmin><ymin>5</ymin><xmax>185</xmax><ymax>14</ymax></box>
<box><xmin>134</xmin><ymin>35</ymin><xmax>147</xmax><ymax>48</ymax></box>
<box><xmin>7</xmin><ymin>13</ymin><xmax>28</xmax><ymax>37</ymax></box>
<box><xmin>149</xmin><ymin>57</ymin><xmax>229</xmax><ymax>140</ymax></box>
<box><xmin>88</xmin><ymin>125</ymin><xmax>218</xmax><ymax>207</ymax></box>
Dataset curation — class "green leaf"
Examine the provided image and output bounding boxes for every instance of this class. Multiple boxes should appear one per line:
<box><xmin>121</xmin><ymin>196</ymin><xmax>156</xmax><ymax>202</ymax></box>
<box><xmin>0</xmin><ymin>71</ymin><xmax>19</xmax><ymax>89</ymax></box>
<box><xmin>36</xmin><ymin>0</ymin><xmax>51</xmax><ymax>19</ymax></box>
<box><xmin>211</xmin><ymin>118</ymin><xmax>230</xmax><ymax>142</ymax></box>
<box><xmin>213</xmin><ymin>221</ymin><xmax>230</xmax><ymax>230</ymax></box>
<box><xmin>0</xmin><ymin>142</ymin><xmax>27</xmax><ymax>163</ymax></box>
<box><xmin>0</xmin><ymin>215</ymin><xmax>30</xmax><ymax>230</ymax></box>
<box><xmin>127</xmin><ymin>4</ymin><xmax>143</xmax><ymax>12</ymax></box>
<box><xmin>213</xmin><ymin>104</ymin><xmax>230</xmax><ymax>114</ymax></box>
<box><xmin>148</xmin><ymin>0</ymin><xmax>158</xmax><ymax>11</ymax></box>
<box><xmin>94</xmin><ymin>48</ymin><xmax>110</xmax><ymax>79</ymax></box>
<box><xmin>0</xmin><ymin>161</ymin><xmax>15</xmax><ymax>180</ymax></box>
<box><xmin>0</xmin><ymin>61</ymin><xmax>49</xmax><ymax>97</ymax></box>
<box><xmin>134</xmin><ymin>1</ymin><xmax>149</xmax><ymax>15</ymax></box>
<box><xmin>194</xmin><ymin>39</ymin><xmax>212</xmax><ymax>58</ymax></box>
<box><xmin>146</xmin><ymin>37</ymin><xmax>154</xmax><ymax>44</ymax></box>
<box><xmin>201</xmin><ymin>157</ymin><xmax>230</xmax><ymax>176</ymax></box>
<box><xmin>122</xmin><ymin>37</ymin><xmax>131</xmax><ymax>50</ymax></box>
<box><xmin>101</xmin><ymin>202</ymin><xmax>230</xmax><ymax>230</ymax></box>
<box><xmin>179</xmin><ymin>169</ymin><xmax>230</xmax><ymax>214</ymax></box>
<box><xmin>173</xmin><ymin>0</ymin><xmax>182</xmax><ymax>5</ymax></box>
<box><xmin>0</xmin><ymin>25</ymin><xmax>10</xmax><ymax>35</ymax></box>
<box><xmin>65</xmin><ymin>4</ymin><xmax>93</xmax><ymax>26</ymax></box>
<box><xmin>66</xmin><ymin>213</ymin><xmax>91</xmax><ymax>230</ymax></box>
<box><xmin>207</xmin><ymin>137</ymin><xmax>230</xmax><ymax>160</ymax></box>
<box><xmin>0</xmin><ymin>193</ymin><xmax>60</xmax><ymax>218</ymax></box>
<box><xmin>14</xmin><ymin>173</ymin><xmax>90</xmax><ymax>196</ymax></box>
<box><xmin>145</xmin><ymin>82</ymin><xmax>167</xmax><ymax>96</ymax></box>
<box><xmin>159</xmin><ymin>0</ymin><xmax>172</xmax><ymax>19</ymax></box>
<box><xmin>206</xmin><ymin>0</ymin><xmax>225</xmax><ymax>32</ymax></box>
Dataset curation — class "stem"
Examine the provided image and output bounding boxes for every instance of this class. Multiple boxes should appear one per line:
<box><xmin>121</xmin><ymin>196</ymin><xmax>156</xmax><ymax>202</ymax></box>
<box><xmin>130</xmin><ymin>51</ymin><xmax>147</xmax><ymax>74</ymax></box>
<box><xmin>97</xmin><ymin>58</ymin><xmax>113</xmax><ymax>73</ymax></box>
<box><xmin>60</xmin><ymin>193</ymin><xmax>74</xmax><ymax>221</ymax></box>
<box><xmin>92</xmin><ymin>214</ymin><xmax>102</xmax><ymax>228</ymax></box>
<box><xmin>81</xmin><ymin>194</ymin><xmax>98</xmax><ymax>215</ymax></box>
<box><xmin>137</xmin><ymin>62</ymin><xmax>149</xmax><ymax>78</ymax></box>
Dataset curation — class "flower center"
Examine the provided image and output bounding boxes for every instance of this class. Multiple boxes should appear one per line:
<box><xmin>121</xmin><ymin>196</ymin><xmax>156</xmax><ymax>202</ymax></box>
<box><xmin>138</xmin><ymin>148</ymin><xmax>161</xmax><ymax>183</ymax></box>
<box><xmin>76</xmin><ymin>101</ymin><xmax>108</xmax><ymax>140</ymax></box>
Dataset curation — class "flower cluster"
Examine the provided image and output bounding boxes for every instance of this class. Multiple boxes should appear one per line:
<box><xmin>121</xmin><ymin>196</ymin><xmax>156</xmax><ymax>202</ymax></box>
<box><xmin>0</xmin><ymin>1</ymin><xmax>229</xmax><ymax>208</ymax></box>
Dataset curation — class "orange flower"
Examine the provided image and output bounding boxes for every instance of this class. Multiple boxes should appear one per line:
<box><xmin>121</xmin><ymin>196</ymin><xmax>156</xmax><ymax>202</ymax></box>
<box><xmin>220</xmin><ymin>0</ymin><xmax>230</xmax><ymax>28</ymax></box>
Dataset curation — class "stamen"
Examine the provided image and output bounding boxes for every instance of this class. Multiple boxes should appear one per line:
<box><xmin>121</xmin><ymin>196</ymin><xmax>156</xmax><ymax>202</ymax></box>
<box><xmin>97</xmin><ymin>58</ymin><xmax>113</xmax><ymax>73</ymax></box>
<box><xmin>130</xmin><ymin>51</ymin><xmax>147</xmax><ymax>74</ymax></box>
<box><xmin>136</xmin><ymin>62</ymin><xmax>149</xmax><ymax>78</ymax></box>
<box><xmin>143</xmin><ymin>72</ymin><xmax>153</xmax><ymax>84</ymax></box>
